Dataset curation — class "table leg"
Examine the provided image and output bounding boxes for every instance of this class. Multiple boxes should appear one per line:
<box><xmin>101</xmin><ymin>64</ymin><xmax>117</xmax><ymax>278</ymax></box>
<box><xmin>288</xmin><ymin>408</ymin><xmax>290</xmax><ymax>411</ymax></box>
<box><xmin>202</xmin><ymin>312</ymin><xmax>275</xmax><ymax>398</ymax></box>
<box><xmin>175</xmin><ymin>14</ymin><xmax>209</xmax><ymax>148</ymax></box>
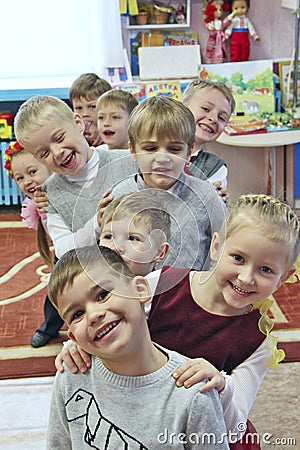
<box><xmin>265</xmin><ymin>146</ymin><xmax>276</xmax><ymax>196</ymax></box>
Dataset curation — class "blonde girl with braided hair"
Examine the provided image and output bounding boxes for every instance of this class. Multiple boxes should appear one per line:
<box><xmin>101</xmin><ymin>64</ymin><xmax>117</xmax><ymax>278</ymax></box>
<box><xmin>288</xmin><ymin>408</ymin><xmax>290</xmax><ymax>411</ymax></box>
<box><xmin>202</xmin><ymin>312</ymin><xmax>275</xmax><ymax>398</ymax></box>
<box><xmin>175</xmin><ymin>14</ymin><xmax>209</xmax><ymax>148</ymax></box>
<box><xmin>168</xmin><ymin>193</ymin><xmax>300</xmax><ymax>449</ymax></box>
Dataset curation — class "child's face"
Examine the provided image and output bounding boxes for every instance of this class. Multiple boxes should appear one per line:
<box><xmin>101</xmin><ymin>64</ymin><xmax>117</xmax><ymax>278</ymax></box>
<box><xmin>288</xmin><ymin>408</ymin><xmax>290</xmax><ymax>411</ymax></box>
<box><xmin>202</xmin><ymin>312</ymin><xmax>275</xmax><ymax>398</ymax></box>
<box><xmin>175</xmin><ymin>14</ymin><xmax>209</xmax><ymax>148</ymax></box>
<box><xmin>100</xmin><ymin>217</ymin><xmax>168</xmax><ymax>276</ymax></box>
<box><xmin>97</xmin><ymin>104</ymin><xmax>130</xmax><ymax>150</ymax></box>
<box><xmin>130</xmin><ymin>134</ymin><xmax>191</xmax><ymax>190</ymax></box>
<box><xmin>25</xmin><ymin>115</ymin><xmax>93</xmax><ymax>175</ymax></box>
<box><xmin>185</xmin><ymin>88</ymin><xmax>231</xmax><ymax>148</ymax></box>
<box><xmin>83</xmin><ymin>120</ymin><xmax>102</xmax><ymax>147</ymax></box>
<box><xmin>72</xmin><ymin>96</ymin><xmax>98</xmax><ymax>124</ymax></box>
<box><xmin>11</xmin><ymin>152</ymin><xmax>52</xmax><ymax>198</ymax></box>
<box><xmin>210</xmin><ymin>226</ymin><xmax>291</xmax><ymax>312</ymax></box>
<box><xmin>58</xmin><ymin>264</ymin><xmax>150</xmax><ymax>364</ymax></box>
<box><xmin>232</xmin><ymin>0</ymin><xmax>248</xmax><ymax>16</ymax></box>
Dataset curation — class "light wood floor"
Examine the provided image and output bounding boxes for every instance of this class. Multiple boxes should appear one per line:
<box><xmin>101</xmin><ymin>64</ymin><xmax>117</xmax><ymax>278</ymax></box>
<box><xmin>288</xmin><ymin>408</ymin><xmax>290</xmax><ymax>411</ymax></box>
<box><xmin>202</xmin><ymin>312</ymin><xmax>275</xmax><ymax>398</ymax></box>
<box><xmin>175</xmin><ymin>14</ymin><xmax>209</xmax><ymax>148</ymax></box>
<box><xmin>249</xmin><ymin>361</ymin><xmax>299</xmax><ymax>450</ymax></box>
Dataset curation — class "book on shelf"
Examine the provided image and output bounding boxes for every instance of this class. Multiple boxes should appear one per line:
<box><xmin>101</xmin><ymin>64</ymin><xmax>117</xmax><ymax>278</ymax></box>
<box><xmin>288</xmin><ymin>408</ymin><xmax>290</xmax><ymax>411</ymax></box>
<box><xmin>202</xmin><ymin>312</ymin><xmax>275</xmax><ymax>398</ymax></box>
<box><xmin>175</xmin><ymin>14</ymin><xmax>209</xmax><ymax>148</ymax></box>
<box><xmin>129</xmin><ymin>30</ymin><xmax>198</xmax><ymax>77</ymax></box>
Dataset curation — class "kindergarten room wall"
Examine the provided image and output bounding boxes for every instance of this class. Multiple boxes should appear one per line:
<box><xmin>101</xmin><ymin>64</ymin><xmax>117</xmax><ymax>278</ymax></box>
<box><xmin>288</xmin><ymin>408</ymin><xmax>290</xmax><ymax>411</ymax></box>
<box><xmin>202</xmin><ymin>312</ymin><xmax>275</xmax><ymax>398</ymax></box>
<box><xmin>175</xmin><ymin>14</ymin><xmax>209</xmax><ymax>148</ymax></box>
<box><xmin>188</xmin><ymin>0</ymin><xmax>298</xmax><ymax>205</ymax></box>
<box><xmin>190</xmin><ymin>0</ymin><xmax>295</xmax><ymax>64</ymax></box>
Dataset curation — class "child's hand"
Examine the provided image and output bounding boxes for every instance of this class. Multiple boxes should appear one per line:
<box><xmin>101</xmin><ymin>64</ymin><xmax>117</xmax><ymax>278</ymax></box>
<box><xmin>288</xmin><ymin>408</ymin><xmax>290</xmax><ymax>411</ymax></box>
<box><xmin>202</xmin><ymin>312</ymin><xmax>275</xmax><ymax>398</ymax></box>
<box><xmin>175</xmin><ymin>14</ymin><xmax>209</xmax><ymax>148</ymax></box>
<box><xmin>97</xmin><ymin>188</ymin><xmax>114</xmax><ymax>228</ymax></box>
<box><xmin>173</xmin><ymin>358</ymin><xmax>226</xmax><ymax>393</ymax></box>
<box><xmin>55</xmin><ymin>339</ymin><xmax>92</xmax><ymax>374</ymax></box>
<box><xmin>34</xmin><ymin>186</ymin><xmax>49</xmax><ymax>214</ymax></box>
<box><xmin>213</xmin><ymin>181</ymin><xmax>228</xmax><ymax>204</ymax></box>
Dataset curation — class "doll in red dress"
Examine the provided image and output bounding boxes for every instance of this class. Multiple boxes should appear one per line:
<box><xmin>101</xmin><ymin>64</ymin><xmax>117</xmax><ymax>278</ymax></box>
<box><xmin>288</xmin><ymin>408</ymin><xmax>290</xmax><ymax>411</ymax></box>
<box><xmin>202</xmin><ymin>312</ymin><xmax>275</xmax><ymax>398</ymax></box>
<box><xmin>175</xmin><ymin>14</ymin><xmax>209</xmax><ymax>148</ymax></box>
<box><xmin>203</xmin><ymin>0</ymin><xmax>230</xmax><ymax>64</ymax></box>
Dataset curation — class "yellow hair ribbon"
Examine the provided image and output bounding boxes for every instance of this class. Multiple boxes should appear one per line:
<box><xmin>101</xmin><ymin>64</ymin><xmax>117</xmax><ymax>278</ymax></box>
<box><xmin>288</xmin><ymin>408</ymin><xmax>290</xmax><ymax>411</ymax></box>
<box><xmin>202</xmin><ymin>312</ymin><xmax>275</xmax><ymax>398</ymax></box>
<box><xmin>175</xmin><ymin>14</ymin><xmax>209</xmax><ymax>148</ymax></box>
<box><xmin>252</xmin><ymin>297</ymin><xmax>285</xmax><ymax>370</ymax></box>
<box><xmin>251</xmin><ymin>256</ymin><xmax>300</xmax><ymax>369</ymax></box>
<box><xmin>285</xmin><ymin>256</ymin><xmax>300</xmax><ymax>284</ymax></box>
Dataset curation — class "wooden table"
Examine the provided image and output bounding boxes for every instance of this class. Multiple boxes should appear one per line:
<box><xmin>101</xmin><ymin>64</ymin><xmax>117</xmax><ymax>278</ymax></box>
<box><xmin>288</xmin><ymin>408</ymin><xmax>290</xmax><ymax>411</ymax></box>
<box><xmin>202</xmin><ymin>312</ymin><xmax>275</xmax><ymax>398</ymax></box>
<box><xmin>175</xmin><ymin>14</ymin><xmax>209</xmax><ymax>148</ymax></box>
<box><xmin>217</xmin><ymin>130</ymin><xmax>300</xmax><ymax>198</ymax></box>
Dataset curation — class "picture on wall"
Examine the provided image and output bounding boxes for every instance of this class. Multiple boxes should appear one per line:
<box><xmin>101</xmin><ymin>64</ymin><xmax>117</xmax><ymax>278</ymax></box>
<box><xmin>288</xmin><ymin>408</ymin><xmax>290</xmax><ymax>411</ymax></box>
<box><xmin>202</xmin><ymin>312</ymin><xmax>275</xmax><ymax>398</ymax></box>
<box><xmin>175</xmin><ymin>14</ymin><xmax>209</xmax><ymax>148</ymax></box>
<box><xmin>198</xmin><ymin>59</ymin><xmax>275</xmax><ymax>115</ymax></box>
<box><xmin>278</xmin><ymin>60</ymin><xmax>300</xmax><ymax>108</ymax></box>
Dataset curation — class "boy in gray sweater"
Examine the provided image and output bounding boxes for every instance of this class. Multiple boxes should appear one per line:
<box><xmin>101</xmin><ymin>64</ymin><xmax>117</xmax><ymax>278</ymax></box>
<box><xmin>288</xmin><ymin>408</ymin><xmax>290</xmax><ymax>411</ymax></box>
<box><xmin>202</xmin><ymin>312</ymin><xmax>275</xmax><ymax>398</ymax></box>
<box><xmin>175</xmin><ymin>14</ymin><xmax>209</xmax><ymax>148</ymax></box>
<box><xmin>14</xmin><ymin>95</ymin><xmax>137</xmax><ymax>259</ymax></box>
<box><xmin>111</xmin><ymin>96</ymin><xmax>226</xmax><ymax>271</ymax></box>
<box><xmin>47</xmin><ymin>245</ymin><xmax>229</xmax><ymax>450</ymax></box>
<box><xmin>13</xmin><ymin>95</ymin><xmax>136</xmax><ymax>347</ymax></box>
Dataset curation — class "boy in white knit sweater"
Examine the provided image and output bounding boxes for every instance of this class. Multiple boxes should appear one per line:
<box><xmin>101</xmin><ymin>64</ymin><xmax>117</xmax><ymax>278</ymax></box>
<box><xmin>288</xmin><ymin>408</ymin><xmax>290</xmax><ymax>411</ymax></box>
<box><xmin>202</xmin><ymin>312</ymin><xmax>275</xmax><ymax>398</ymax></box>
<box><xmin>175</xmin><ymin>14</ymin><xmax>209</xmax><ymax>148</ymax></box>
<box><xmin>47</xmin><ymin>245</ymin><xmax>229</xmax><ymax>450</ymax></box>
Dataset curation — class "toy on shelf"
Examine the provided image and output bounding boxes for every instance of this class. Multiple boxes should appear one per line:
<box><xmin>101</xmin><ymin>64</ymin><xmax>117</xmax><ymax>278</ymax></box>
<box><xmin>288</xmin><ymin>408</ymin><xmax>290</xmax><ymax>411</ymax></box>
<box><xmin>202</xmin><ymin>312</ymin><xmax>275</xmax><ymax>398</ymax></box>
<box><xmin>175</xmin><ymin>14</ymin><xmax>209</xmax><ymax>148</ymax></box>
<box><xmin>203</xmin><ymin>0</ymin><xmax>230</xmax><ymax>64</ymax></box>
<box><xmin>224</xmin><ymin>0</ymin><xmax>260</xmax><ymax>62</ymax></box>
<box><xmin>0</xmin><ymin>111</ymin><xmax>13</xmax><ymax>140</ymax></box>
<box><xmin>175</xmin><ymin>4</ymin><xmax>186</xmax><ymax>24</ymax></box>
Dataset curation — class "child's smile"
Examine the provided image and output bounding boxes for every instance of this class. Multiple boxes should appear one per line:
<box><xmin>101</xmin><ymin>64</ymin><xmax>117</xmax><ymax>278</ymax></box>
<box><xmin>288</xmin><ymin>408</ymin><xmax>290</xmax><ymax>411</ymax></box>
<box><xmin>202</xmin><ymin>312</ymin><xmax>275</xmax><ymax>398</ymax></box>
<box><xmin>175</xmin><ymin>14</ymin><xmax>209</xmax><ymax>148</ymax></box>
<box><xmin>210</xmin><ymin>227</ymin><xmax>289</xmax><ymax>313</ymax></box>
<box><xmin>11</xmin><ymin>152</ymin><xmax>52</xmax><ymax>199</ymax></box>
<box><xmin>229</xmin><ymin>282</ymin><xmax>255</xmax><ymax>298</ymax></box>
<box><xmin>25</xmin><ymin>117</ymin><xmax>92</xmax><ymax>175</ymax></box>
<box><xmin>94</xmin><ymin>319</ymin><xmax>122</xmax><ymax>341</ymax></box>
<box><xmin>185</xmin><ymin>88</ymin><xmax>231</xmax><ymax>147</ymax></box>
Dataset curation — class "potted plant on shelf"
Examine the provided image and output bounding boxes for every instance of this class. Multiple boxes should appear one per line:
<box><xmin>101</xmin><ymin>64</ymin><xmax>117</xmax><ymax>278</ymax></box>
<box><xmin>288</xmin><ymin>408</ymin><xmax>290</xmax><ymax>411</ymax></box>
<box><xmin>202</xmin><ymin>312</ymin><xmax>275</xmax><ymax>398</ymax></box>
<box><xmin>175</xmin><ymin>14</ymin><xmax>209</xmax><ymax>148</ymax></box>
<box><xmin>153</xmin><ymin>1</ymin><xmax>174</xmax><ymax>24</ymax></box>
<box><xmin>135</xmin><ymin>3</ymin><xmax>153</xmax><ymax>25</ymax></box>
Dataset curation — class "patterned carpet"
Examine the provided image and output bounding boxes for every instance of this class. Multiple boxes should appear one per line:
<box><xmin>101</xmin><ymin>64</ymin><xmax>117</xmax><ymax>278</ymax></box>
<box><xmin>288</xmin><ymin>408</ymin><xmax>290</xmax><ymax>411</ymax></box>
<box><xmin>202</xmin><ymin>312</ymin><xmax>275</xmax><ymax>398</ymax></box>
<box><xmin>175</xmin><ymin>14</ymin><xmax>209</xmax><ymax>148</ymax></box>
<box><xmin>1</xmin><ymin>212</ymin><xmax>300</xmax><ymax>379</ymax></box>
<box><xmin>0</xmin><ymin>213</ymin><xmax>67</xmax><ymax>379</ymax></box>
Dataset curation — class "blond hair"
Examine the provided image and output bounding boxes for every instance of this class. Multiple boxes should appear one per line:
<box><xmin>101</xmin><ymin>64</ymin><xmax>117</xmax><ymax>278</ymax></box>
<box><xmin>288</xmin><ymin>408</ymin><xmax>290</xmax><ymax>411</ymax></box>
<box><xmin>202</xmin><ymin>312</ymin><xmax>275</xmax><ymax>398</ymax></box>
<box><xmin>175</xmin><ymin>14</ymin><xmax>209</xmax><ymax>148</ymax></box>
<box><xmin>102</xmin><ymin>191</ymin><xmax>171</xmax><ymax>244</ymax></box>
<box><xmin>48</xmin><ymin>245</ymin><xmax>134</xmax><ymax>309</ymax></box>
<box><xmin>128</xmin><ymin>96</ymin><xmax>196</xmax><ymax>150</ymax></box>
<box><xmin>182</xmin><ymin>79</ymin><xmax>236</xmax><ymax>115</ymax></box>
<box><xmin>223</xmin><ymin>194</ymin><xmax>300</xmax><ymax>268</ymax></box>
<box><xmin>69</xmin><ymin>73</ymin><xmax>111</xmax><ymax>102</ymax></box>
<box><xmin>14</xmin><ymin>96</ymin><xmax>75</xmax><ymax>147</ymax></box>
<box><xmin>96</xmin><ymin>89</ymin><xmax>138</xmax><ymax>116</ymax></box>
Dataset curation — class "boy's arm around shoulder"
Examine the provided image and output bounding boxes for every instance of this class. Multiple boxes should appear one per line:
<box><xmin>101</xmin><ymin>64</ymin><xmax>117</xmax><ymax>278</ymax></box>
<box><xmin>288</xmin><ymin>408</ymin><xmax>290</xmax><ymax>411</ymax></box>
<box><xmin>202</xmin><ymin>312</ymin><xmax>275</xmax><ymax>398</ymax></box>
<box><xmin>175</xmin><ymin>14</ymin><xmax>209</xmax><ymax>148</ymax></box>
<box><xmin>189</xmin><ymin>176</ymin><xmax>227</xmax><ymax>233</ymax></box>
<box><xmin>185</xmin><ymin>384</ymin><xmax>229</xmax><ymax>449</ymax></box>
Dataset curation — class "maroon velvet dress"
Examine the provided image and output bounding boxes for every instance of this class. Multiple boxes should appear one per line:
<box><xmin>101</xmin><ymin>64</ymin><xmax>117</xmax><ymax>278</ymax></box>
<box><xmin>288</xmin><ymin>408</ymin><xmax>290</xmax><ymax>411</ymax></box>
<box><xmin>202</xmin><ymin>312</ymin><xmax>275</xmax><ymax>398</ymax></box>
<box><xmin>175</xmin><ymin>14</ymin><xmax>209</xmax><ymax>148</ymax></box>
<box><xmin>148</xmin><ymin>266</ymin><xmax>263</xmax><ymax>450</ymax></box>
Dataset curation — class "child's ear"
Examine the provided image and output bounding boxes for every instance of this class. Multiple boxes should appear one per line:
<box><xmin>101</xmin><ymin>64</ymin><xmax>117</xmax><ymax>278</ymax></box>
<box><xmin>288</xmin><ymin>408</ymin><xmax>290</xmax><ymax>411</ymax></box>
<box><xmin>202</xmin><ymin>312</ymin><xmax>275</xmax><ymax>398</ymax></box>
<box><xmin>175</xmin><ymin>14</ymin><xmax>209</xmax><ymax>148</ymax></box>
<box><xmin>129</xmin><ymin>142</ymin><xmax>137</xmax><ymax>162</ymax></box>
<box><xmin>153</xmin><ymin>242</ymin><xmax>170</xmax><ymax>263</ymax></box>
<box><xmin>278</xmin><ymin>266</ymin><xmax>296</xmax><ymax>287</ymax></box>
<box><xmin>133</xmin><ymin>276</ymin><xmax>151</xmax><ymax>304</ymax></box>
<box><xmin>74</xmin><ymin>113</ymin><xmax>85</xmax><ymax>134</ymax></box>
<box><xmin>67</xmin><ymin>330</ymin><xmax>77</xmax><ymax>343</ymax></box>
<box><xmin>210</xmin><ymin>232</ymin><xmax>222</xmax><ymax>262</ymax></box>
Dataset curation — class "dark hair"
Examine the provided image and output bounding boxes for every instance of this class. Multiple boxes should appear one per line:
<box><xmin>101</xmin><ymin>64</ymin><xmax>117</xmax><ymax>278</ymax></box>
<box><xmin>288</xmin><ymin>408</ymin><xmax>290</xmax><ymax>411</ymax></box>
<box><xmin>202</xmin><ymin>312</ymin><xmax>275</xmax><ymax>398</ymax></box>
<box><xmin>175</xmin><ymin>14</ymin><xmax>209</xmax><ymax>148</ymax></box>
<box><xmin>69</xmin><ymin>73</ymin><xmax>111</xmax><ymax>101</ymax></box>
<box><xmin>229</xmin><ymin>0</ymin><xmax>250</xmax><ymax>12</ymax></box>
<box><xmin>48</xmin><ymin>245</ymin><xmax>134</xmax><ymax>308</ymax></box>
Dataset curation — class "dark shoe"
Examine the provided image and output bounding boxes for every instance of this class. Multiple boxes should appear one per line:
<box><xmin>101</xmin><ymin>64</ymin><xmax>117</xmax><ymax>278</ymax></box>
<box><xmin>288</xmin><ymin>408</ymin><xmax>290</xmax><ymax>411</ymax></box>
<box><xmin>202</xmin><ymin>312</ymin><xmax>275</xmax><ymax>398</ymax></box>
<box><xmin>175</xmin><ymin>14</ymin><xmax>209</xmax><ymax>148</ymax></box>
<box><xmin>30</xmin><ymin>331</ymin><xmax>58</xmax><ymax>348</ymax></box>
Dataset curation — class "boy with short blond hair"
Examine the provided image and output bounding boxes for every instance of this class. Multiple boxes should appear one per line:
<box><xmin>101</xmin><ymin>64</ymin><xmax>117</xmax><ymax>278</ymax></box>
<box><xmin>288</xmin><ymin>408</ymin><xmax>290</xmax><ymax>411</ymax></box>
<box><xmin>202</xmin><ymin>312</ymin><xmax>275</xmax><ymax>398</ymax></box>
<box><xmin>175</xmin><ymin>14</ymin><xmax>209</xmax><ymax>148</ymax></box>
<box><xmin>96</xmin><ymin>89</ymin><xmax>138</xmax><ymax>149</ymax></box>
<box><xmin>14</xmin><ymin>95</ymin><xmax>136</xmax><ymax>259</ymax></box>
<box><xmin>182</xmin><ymin>79</ymin><xmax>235</xmax><ymax>201</ymax></box>
<box><xmin>47</xmin><ymin>244</ymin><xmax>229</xmax><ymax>450</ymax></box>
<box><xmin>100</xmin><ymin>191</ymin><xmax>170</xmax><ymax>276</ymax></box>
<box><xmin>69</xmin><ymin>73</ymin><xmax>112</xmax><ymax>146</ymax></box>
<box><xmin>112</xmin><ymin>95</ymin><xmax>226</xmax><ymax>271</ymax></box>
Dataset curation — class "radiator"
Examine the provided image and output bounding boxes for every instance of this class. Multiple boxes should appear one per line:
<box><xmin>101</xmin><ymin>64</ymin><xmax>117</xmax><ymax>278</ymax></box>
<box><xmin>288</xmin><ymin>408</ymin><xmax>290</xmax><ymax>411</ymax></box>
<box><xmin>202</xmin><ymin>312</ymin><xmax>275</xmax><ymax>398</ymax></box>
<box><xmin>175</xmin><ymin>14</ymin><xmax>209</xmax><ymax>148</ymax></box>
<box><xmin>0</xmin><ymin>142</ymin><xmax>24</xmax><ymax>206</ymax></box>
